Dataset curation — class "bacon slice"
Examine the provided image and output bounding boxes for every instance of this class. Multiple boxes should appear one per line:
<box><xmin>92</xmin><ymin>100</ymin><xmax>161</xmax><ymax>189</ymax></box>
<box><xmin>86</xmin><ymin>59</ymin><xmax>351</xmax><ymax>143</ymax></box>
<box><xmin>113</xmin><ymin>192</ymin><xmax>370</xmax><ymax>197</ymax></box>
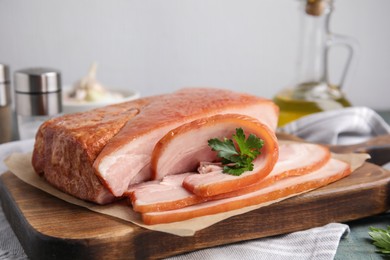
<box><xmin>93</xmin><ymin>88</ymin><xmax>279</xmax><ymax>197</ymax></box>
<box><xmin>129</xmin><ymin>142</ymin><xmax>330</xmax><ymax>213</ymax></box>
<box><xmin>151</xmin><ymin>114</ymin><xmax>279</xmax><ymax>197</ymax></box>
<box><xmin>141</xmin><ymin>158</ymin><xmax>351</xmax><ymax>225</ymax></box>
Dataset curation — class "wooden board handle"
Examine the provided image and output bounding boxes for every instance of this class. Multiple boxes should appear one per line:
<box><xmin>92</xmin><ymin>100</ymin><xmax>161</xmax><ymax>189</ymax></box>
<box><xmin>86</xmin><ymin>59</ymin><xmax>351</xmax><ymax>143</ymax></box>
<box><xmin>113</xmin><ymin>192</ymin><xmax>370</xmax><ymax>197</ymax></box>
<box><xmin>330</xmin><ymin>134</ymin><xmax>390</xmax><ymax>166</ymax></box>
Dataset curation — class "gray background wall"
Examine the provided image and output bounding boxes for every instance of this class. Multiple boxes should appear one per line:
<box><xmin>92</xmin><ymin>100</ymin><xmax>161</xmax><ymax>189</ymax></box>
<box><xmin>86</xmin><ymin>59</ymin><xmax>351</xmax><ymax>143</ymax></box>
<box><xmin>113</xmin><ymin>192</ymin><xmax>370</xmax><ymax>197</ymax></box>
<box><xmin>1</xmin><ymin>0</ymin><xmax>389</xmax><ymax>109</ymax></box>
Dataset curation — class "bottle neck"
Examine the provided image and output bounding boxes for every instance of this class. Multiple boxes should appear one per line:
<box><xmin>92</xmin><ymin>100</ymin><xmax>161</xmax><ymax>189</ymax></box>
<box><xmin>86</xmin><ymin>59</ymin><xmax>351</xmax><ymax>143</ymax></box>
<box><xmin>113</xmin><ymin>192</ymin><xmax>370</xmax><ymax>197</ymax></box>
<box><xmin>296</xmin><ymin>0</ymin><xmax>332</xmax><ymax>86</ymax></box>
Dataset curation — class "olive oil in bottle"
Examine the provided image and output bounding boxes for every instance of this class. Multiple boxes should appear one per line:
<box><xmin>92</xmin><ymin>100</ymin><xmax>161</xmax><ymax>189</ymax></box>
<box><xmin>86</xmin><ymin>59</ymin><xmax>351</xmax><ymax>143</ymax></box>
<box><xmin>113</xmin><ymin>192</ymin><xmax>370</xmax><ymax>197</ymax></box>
<box><xmin>274</xmin><ymin>83</ymin><xmax>351</xmax><ymax>127</ymax></box>
<box><xmin>274</xmin><ymin>0</ymin><xmax>357</xmax><ymax>127</ymax></box>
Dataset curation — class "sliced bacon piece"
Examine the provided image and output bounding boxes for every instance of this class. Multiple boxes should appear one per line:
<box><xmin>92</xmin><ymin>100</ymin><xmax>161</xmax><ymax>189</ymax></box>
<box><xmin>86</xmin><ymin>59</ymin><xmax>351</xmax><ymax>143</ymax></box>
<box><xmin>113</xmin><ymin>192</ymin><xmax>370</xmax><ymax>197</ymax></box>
<box><xmin>129</xmin><ymin>142</ymin><xmax>330</xmax><ymax>213</ymax></box>
<box><xmin>128</xmin><ymin>173</ymin><xmax>203</xmax><ymax>213</ymax></box>
<box><xmin>151</xmin><ymin>114</ymin><xmax>279</xmax><ymax>197</ymax></box>
<box><xmin>141</xmin><ymin>158</ymin><xmax>351</xmax><ymax>225</ymax></box>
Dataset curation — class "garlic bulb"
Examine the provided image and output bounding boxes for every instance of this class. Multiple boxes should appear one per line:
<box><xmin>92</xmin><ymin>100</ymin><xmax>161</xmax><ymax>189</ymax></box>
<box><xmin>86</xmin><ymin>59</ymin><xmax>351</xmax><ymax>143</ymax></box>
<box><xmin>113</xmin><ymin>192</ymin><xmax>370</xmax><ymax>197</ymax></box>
<box><xmin>68</xmin><ymin>63</ymin><xmax>123</xmax><ymax>103</ymax></box>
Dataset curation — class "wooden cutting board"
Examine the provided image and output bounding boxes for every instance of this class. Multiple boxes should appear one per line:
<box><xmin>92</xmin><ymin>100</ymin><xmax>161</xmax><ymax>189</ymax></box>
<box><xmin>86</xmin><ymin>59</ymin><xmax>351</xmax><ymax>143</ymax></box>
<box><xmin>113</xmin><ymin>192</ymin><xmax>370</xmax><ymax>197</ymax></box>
<box><xmin>1</xmin><ymin>135</ymin><xmax>390</xmax><ymax>260</ymax></box>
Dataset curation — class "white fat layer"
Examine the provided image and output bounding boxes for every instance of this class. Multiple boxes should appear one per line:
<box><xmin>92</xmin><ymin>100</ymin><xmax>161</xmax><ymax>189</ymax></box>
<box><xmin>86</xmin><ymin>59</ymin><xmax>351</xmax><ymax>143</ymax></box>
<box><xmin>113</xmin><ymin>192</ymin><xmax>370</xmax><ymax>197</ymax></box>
<box><xmin>134</xmin><ymin>173</ymin><xmax>194</xmax><ymax>205</ymax></box>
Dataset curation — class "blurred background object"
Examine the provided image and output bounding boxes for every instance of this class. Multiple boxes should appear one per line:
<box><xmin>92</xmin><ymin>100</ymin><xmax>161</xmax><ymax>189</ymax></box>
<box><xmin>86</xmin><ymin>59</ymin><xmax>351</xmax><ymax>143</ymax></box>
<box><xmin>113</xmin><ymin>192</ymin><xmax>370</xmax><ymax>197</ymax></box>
<box><xmin>0</xmin><ymin>0</ymin><xmax>389</xmax><ymax>111</ymax></box>
<box><xmin>14</xmin><ymin>67</ymin><xmax>62</xmax><ymax>139</ymax></box>
<box><xmin>274</xmin><ymin>0</ymin><xmax>356</xmax><ymax>126</ymax></box>
<box><xmin>62</xmin><ymin>63</ymin><xmax>140</xmax><ymax>113</ymax></box>
<box><xmin>0</xmin><ymin>64</ymin><xmax>12</xmax><ymax>144</ymax></box>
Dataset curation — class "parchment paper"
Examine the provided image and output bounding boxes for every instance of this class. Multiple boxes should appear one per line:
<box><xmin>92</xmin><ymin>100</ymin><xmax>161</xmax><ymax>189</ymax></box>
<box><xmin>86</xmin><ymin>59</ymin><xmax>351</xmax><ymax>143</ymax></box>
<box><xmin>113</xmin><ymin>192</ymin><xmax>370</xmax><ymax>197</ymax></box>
<box><xmin>4</xmin><ymin>150</ymin><xmax>369</xmax><ymax>237</ymax></box>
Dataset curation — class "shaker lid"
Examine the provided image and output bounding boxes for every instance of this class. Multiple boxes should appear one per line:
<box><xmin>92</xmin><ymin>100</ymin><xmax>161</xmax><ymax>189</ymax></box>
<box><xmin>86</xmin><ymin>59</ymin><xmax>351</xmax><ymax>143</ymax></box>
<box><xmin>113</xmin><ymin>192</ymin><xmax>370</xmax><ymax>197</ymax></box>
<box><xmin>0</xmin><ymin>64</ymin><xmax>10</xmax><ymax>83</ymax></box>
<box><xmin>14</xmin><ymin>67</ymin><xmax>61</xmax><ymax>93</ymax></box>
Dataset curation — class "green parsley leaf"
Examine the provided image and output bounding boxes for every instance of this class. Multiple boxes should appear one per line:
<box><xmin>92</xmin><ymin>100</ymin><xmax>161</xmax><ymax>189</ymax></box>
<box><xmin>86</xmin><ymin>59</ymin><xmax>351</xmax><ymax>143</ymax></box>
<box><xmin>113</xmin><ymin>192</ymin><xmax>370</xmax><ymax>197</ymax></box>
<box><xmin>369</xmin><ymin>226</ymin><xmax>390</xmax><ymax>254</ymax></box>
<box><xmin>207</xmin><ymin>138</ymin><xmax>238</xmax><ymax>162</ymax></box>
<box><xmin>208</xmin><ymin>128</ymin><xmax>264</xmax><ymax>176</ymax></box>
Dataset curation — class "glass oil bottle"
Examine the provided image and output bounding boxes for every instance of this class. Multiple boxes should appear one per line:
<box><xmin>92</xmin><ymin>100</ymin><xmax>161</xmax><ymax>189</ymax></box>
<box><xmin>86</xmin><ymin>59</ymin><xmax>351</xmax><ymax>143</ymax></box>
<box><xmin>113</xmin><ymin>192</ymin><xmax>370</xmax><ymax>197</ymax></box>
<box><xmin>274</xmin><ymin>0</ymin><xmax>358</xmax><ymax>127</ymax></box>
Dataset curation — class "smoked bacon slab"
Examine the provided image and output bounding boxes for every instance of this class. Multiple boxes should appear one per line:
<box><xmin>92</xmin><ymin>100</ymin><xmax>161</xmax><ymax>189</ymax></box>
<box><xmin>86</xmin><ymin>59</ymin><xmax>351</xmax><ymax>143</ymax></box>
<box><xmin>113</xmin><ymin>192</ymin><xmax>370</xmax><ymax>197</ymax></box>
<box><xmin>32</xmin><ymin>88</ymin><xmax>278</xmax><ymax>204</ymax></box>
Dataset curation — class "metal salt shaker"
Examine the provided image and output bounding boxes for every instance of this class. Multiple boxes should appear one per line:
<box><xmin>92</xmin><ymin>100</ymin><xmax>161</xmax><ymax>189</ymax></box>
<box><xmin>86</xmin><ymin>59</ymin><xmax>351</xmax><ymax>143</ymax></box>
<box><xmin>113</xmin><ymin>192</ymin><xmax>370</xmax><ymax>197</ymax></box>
<box><xmin>0</xmin><ymin>64</ymin><xmax>13</xmax><ymax>144</ymax></box>
<box><xmin>14</xmin><ymin>68</ymin><xmax>62</xmax><ymax>140</ymax></box>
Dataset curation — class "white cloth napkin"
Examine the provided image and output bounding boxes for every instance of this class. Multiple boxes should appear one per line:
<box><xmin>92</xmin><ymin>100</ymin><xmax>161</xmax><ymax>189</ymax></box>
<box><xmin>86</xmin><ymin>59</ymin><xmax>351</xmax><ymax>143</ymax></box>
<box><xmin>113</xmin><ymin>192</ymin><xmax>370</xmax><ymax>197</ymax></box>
<box><xmin>0</xmin><ymin>106</ymin><xmax>389</xmax><ymax>260</ymax></box>
<box><xmin>279</xmin><ymin>107</ymin><xmax>390</xmax><ymax>145</ymax></box>
<box><xmin>168</xmin><ymin>223</ymin><xmax>349</xmax><ymax>260</ymax></box>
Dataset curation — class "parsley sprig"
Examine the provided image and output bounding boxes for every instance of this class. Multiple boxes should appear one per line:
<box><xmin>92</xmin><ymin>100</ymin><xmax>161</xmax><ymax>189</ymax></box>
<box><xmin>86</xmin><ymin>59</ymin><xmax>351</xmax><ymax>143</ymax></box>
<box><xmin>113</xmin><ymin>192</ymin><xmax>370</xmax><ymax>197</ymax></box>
<box><xmin>369</xmin><ymin>226</ymin><xmax>390</xmax><ymax>254</ymax></box>
<box><xmin>207</xmin><ymin>128</ymin><xmax>264</xmax><ymax>176</ymax></box>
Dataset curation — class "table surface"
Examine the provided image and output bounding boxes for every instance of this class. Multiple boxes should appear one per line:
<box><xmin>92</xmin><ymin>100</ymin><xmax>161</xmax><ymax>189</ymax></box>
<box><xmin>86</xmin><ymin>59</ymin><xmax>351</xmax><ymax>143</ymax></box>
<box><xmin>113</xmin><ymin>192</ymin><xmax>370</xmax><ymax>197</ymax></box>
<box><xmin>335</xmin><ymin>110</ymin><xmax>390</xmax><ymax>260</ymax></box>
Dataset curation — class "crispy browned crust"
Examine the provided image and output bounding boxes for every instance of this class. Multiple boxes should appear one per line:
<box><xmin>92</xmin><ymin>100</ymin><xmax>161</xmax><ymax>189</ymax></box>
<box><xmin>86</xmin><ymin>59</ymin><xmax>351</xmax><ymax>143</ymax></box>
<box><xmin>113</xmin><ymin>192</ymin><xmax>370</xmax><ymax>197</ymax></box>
<box><xmin>32</xmin><ymin>97</ymin><xmax>155</xmax><ymax>204</ymax></box>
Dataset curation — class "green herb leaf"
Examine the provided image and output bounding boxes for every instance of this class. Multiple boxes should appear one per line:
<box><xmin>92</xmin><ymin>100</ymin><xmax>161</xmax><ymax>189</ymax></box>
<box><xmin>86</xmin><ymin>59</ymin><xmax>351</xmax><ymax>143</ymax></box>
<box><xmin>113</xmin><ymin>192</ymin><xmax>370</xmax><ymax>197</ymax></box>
<box><xmin>208</xmin><ymin>128</ymin><xmax>264</xmax><ymax>176</ymax></box>
<box><xmin>207</xmin><ymin>138</ymin><xmax>238</xmax><ymax>162</ymax></box>
<box><xmin>369</xmin><ymin>226</ymin><xmax>390</xmax><ymax>254</ymax></box>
